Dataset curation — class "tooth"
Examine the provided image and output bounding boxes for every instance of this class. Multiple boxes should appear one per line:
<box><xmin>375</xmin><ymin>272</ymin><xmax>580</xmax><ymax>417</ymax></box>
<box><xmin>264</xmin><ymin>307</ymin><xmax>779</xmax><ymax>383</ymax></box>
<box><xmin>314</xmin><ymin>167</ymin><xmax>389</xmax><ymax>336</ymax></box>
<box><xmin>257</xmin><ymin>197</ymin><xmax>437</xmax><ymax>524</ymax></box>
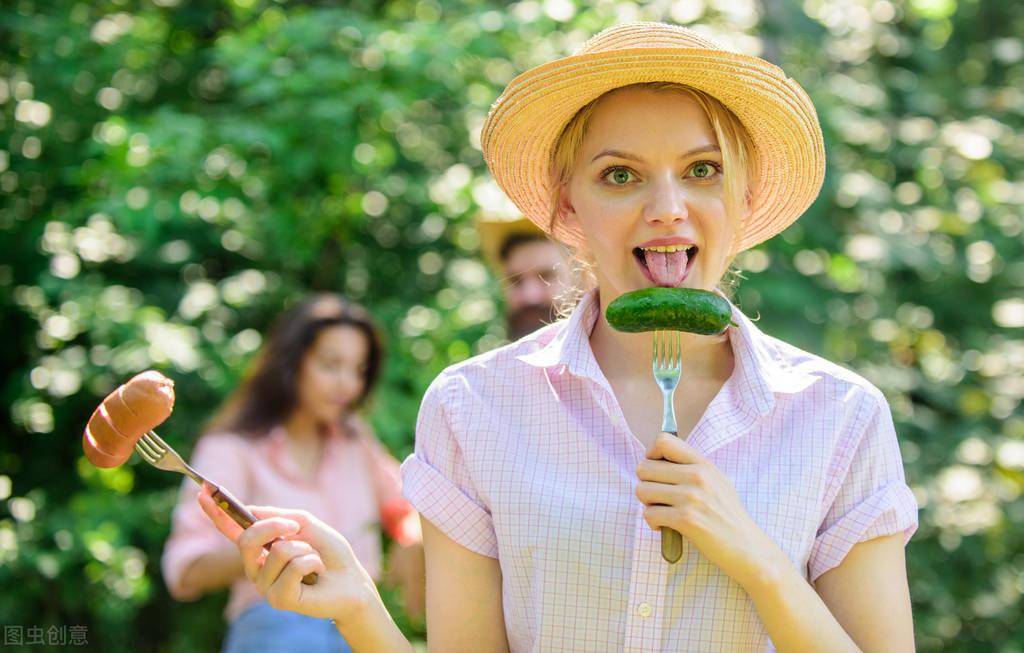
<box><xmin>638</xmin><ymin>245</ymin><xmax>696</xmax><ymax>252</ymax></box>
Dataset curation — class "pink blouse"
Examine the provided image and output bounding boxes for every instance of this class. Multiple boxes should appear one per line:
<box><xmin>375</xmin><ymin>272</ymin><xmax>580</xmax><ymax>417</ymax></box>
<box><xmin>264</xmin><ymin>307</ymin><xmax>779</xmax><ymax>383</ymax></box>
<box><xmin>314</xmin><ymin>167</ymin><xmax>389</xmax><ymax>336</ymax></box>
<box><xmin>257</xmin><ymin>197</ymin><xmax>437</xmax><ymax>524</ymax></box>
<box><xmin>161</xmin><ymin>416</ymin><xmax>414</xmax><ymax>622</ymax></box>
<box><xmin>401</xmin><ymin>287</ymin><xmax>919</xmax><ymax>652</ymax></box>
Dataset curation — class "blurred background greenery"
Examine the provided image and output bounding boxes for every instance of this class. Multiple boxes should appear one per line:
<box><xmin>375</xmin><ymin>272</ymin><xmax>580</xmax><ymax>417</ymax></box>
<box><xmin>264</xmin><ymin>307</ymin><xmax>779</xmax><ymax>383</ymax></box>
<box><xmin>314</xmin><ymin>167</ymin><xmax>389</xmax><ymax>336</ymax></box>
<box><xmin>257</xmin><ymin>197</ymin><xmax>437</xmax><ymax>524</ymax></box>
<box><xmin>1</xmin><ymin>0</ymin><xmax>1022</xmax><ymax>650</ymax></box>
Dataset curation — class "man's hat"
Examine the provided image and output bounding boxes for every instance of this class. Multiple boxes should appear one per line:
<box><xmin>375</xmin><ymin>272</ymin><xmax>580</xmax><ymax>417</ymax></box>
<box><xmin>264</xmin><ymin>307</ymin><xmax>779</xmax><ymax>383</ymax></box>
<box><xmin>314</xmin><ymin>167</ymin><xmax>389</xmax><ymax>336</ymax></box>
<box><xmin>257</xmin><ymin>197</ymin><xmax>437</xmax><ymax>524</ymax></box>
<box><xmin>475</xmin><ymin>212</ymin><xmax>550</xmax><ymax>274</ymax></box>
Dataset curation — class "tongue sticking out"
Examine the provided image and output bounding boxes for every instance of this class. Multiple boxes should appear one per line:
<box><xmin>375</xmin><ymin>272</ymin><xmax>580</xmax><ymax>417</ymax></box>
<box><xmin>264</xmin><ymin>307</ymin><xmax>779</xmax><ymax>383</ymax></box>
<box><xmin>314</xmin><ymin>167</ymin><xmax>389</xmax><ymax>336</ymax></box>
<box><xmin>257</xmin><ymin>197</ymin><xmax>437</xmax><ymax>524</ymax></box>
<box><xmin>643</xmin><ymin>248</ymin><xmax>690</xmax><ymax>286</ymax></box>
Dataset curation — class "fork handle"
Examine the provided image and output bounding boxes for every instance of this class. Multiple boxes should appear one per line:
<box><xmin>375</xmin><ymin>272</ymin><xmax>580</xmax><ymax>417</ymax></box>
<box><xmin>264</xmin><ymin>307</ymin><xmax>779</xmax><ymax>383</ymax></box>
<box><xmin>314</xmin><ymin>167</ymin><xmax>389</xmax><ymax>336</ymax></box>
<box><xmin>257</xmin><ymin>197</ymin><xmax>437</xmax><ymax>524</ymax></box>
<box><xmin>209</xmin><ymin>483</ymin><xmax>319</xmax><ymax>585</ymax></box>
<box><xmin>660</xmin><ymin>430</ymin><xmax>684</xmax><ymax>564</ymax></box>
<box><xmin>661</xmin><ymin>527</ymin><xmax>684</xmax><ymax>563</ymax></box>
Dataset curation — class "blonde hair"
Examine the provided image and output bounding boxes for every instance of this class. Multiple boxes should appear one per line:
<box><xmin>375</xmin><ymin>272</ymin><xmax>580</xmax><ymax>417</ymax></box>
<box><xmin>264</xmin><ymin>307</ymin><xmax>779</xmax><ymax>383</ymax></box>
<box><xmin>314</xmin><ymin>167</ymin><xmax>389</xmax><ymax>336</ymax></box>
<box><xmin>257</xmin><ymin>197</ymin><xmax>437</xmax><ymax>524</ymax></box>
<box><xmin>548</xmin><ymin>82</ymin><xmax>756</xmax><ymax>319</ymax></box>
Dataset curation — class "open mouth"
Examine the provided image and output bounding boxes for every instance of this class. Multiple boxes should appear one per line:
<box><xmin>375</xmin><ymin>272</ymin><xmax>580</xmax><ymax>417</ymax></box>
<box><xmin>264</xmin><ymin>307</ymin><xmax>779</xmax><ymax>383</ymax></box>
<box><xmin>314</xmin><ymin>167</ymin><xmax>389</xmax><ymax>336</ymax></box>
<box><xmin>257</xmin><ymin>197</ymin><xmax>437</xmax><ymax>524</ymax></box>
<box><xmin>633</xmin><ymin>245</ymin><xmax>698</xmax><ymax>287</ymax></box>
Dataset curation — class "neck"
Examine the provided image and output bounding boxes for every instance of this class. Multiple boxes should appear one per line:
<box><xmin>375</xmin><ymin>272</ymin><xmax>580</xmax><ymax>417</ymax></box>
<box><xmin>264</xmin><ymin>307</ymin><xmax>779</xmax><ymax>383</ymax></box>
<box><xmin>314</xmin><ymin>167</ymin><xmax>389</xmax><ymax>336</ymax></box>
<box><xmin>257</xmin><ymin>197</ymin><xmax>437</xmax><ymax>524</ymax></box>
<box><xmin>282</xmin><ymin>410</ymin><xmax>327</xmax><ymax>442</ymax></box>
<box><xmin>589</xmin><ymin>288</ymin><xmax>734</xmax><ymax>382</ymax></box>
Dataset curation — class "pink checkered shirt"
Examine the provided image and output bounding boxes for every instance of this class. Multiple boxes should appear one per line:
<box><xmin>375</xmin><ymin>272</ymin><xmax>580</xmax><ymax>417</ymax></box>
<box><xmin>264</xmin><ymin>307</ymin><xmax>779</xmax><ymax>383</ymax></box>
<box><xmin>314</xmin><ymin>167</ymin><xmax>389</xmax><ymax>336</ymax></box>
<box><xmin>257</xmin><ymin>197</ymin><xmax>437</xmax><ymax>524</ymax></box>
<box><xmin>401</xmin><ymin>287</ymin><xmax>918</xmax><ymax>652</ymax></box>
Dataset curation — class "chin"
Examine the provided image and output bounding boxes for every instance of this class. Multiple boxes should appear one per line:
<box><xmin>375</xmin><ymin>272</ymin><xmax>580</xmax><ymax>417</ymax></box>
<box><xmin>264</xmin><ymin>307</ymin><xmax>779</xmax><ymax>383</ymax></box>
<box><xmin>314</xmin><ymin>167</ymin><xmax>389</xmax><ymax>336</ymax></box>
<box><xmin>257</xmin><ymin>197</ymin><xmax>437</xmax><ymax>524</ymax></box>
<box><xmin>319</xmin><ymin>408</ymin><xmax>345</xmax><ymax>425</ymax></box>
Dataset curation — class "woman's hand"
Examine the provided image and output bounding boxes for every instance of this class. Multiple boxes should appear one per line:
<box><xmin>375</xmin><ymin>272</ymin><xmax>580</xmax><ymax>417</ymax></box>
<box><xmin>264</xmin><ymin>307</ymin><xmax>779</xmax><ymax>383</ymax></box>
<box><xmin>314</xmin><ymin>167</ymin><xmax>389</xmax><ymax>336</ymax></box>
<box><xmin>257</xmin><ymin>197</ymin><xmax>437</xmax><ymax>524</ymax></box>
<box><xmin>196</xmin><ymin>483</ymin><xmax>380</xmax><ymax>625</ymax></box>
<box><xmin>635</xmin><ymin>433</ymin><xmax>788</xmax><ymax>590</ymax></box>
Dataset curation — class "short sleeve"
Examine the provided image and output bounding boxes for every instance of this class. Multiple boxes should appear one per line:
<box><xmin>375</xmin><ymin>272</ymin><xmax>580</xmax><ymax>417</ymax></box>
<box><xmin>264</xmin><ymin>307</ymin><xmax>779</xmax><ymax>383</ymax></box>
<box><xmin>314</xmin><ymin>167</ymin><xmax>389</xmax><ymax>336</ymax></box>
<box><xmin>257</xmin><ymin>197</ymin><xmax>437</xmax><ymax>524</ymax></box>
<box><xmin>160</xmin><ymin>433</ymin><xmax>249</xmax><ymax>601</ymax></box>
<box><xmin>400</xmin><ymin>374</ymin><xmax>498</xmax><ymax>558</ymax></box>
<box><xmin>807</xmin><ymin>387</ymin><xmax>919</xmax><ymax>583</ymax></box>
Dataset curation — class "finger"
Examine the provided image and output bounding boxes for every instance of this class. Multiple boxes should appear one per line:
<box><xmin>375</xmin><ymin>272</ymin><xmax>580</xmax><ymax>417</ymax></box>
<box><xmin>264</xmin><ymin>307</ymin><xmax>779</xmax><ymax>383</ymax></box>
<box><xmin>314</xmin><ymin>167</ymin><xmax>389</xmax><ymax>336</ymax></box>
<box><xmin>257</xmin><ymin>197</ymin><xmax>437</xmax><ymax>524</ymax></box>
<box><xmin>634</xmin><ymin>458</ymin><xmax>708</xmax><ymax>489</ymax></box>
<box><xmin>642</xmin><ymin>505</ymin><xmax>680</xmax><ymax>531</ymax></box>
<box><xmin>249</xmin><ymin>506</ymin><xmax>354</xmax><ymax>570</ymax></box>
<box><xmin>237</xmin><ymin>518</ymin><xmax>301</xmax><ymax>582</ymax></box>
<box><xmin>636</xmin><ymin>459</ymin><xmax>685</xmax><ymax>483</ymax></box>
<box><xmin>635</xmin><ymin>480</ymin><xmax>682</xmax><ymax>506</ymax></box>
<box><xmin>266</xmin><ymin>554</ymin><xmax>327</xmax><ymax>610</ymax></box>
<box><xmin>257</xmin><ymin>539</ymin><xmax>317</xmax><ymax>596</ymax></box>
<box><xmin>647</xmin><ymin>432</ymin><xmax>705</xmax><ymax>465</ymax></box>
<box><xmin>198</xmin><ymin>487</ymin><xmax>244</xmax><ymax>542</ymax></box>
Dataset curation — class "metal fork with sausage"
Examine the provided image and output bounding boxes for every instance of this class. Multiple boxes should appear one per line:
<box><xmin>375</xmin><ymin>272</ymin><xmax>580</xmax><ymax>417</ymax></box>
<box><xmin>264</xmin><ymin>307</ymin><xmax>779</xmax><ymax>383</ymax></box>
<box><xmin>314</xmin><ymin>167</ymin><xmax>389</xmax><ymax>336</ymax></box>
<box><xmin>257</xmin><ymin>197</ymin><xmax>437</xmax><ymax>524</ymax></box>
<box><xmin>82</xmin><ymin>370</ymin><xmax>317</xmax><ymax>585</ymax></box>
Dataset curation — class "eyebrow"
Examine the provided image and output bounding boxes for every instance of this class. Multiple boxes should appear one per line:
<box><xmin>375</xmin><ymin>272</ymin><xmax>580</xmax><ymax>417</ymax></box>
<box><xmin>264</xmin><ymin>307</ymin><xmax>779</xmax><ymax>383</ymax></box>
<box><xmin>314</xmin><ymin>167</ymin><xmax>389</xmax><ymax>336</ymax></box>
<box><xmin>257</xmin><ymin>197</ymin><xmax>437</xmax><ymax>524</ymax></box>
<box><xmin>590</xmin><ymin>144</ymin><xmax>721</xmax><ymax>164</ymax></box>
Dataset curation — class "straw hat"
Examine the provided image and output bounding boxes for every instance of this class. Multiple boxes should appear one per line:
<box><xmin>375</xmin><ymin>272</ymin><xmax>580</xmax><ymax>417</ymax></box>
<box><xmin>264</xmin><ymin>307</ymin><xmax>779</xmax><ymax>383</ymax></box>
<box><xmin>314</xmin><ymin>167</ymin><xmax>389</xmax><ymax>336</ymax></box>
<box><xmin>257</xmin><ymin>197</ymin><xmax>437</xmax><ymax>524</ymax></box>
<box><xmin>480</xmin><ymin>22</ymin><xmax>826</xmax><ymax>254</ymax></box>
<box><xmin>474</xmin><ymin>212</ymin><xmax>550</xmax><ymax>274</ymax></box>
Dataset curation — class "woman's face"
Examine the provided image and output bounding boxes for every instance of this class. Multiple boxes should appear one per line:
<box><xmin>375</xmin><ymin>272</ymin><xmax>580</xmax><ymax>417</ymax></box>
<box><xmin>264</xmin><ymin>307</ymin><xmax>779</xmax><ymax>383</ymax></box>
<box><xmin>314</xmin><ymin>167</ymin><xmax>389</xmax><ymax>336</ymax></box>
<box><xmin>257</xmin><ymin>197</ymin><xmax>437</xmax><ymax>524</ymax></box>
<box><xmin>295</xmin><ymin>325</ymin><xmax>368</xmax><ymax>427</ymax></box>
<box><xmin>559</xmin><ymin>87</ymin><xmax>742</xmax><ymax>299</ymax></box>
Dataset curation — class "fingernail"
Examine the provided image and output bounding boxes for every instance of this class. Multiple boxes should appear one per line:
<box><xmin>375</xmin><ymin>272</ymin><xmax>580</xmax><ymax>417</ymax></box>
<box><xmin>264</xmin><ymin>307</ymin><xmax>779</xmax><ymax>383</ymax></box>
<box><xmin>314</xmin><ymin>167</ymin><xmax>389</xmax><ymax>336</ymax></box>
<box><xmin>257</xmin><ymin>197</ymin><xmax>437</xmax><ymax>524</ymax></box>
<box><xmin>284</xmin><ymin>520</ymin><xmax>300</xmax><ymax>533</ymax></box>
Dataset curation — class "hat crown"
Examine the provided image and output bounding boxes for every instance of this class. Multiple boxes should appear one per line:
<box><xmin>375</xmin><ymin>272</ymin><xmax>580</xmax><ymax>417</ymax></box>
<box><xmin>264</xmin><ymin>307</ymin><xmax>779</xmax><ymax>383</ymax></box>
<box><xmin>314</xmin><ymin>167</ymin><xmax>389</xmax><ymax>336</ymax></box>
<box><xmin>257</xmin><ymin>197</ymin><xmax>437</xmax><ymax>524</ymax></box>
<box><xmin>575</xmin><ymin>22</ymin><xmax>727</xmax><ymax>56</ymax></box>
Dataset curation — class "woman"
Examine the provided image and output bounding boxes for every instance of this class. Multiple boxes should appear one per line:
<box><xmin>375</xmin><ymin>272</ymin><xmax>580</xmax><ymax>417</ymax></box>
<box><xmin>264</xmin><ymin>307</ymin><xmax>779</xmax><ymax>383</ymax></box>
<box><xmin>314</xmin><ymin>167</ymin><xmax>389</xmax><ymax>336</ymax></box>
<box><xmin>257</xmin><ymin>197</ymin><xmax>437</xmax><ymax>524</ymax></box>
<box><xmin>162</xmin><ymin>293</ymin><xmax>424</xmax><ymax>653</ymax></box>
<box><xmin>199</xmin><ymin>23</ymin><xmax>919</xmax><ymax>652</ymax></box>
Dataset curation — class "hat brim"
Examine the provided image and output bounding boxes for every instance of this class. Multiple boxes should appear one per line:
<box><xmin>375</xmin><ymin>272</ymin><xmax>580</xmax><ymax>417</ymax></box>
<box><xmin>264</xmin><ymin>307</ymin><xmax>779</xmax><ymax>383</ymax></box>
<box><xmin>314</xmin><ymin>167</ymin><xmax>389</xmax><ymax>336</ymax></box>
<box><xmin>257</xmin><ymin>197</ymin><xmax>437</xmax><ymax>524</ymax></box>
<box><xmin>481</xmin><ymin>47</ymin><xmax>826</xmax><ymax>253</ymax></box>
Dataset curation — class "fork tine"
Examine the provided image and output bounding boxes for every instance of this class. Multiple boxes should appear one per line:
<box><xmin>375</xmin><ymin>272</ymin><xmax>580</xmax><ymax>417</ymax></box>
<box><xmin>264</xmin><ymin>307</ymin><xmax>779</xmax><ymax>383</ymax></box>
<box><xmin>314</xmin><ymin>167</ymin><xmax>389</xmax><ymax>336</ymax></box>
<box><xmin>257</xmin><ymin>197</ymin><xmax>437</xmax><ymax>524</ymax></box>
<box><xmin>141</xmin><ymin>433</ymin><xmax>167</xmax><ymax>457</ymax></box>
<box><xmin>136</xmin><ymin>432</ymin><xmax>159</xmax><ymax>454</ymax></box>
<box><xmin>140</xmin><ymin>433</ymin><xmax>166</xmax><ymax>456</ymax></box>
<box><xmin>664</xmin><ymin>330</ymin><xmax>675</xmax><ymax>370</ymax></box>
<box><xmin>145</xmin><ymin>430</ymin><xmax>171</xmax><ymax>451</ymax></box>
<box><xmin>653</xmin><ymin>331</ymin><xmax>681</xmax><ymax>371</ymax></box>
<box><xmin>133</xmin><ymin>441</ymin><xmax>147</xmax><ymax>459</ymax></box>
<box><xmin>136</xmin><ymin>437</ymin><xmax>160</xmax><ymax>460</ymax></box>
<box><xmin>134</xmin><ymin>441</ymin><xmax>156</xmax><ymax>462</ymax></box>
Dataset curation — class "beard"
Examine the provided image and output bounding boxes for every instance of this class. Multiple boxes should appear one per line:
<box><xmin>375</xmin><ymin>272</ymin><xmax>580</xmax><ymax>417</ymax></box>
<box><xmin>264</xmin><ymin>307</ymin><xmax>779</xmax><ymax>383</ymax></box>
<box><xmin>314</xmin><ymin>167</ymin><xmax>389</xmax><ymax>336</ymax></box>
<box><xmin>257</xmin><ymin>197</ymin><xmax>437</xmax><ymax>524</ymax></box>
<box><xmin>507</xmin><ymin>303</ymin><xmax>556</xmax><ymax>341</ymax></box>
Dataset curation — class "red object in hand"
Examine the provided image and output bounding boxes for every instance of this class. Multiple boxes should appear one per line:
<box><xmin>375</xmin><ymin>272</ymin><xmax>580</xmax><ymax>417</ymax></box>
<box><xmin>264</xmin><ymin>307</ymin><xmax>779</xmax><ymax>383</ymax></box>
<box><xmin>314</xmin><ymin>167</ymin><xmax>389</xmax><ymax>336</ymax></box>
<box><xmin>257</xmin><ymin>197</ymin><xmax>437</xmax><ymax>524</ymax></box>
<box><xmin>82</xmin><ymin>370</ymin><xmax>175</xmax><ymax>467</ymax></box>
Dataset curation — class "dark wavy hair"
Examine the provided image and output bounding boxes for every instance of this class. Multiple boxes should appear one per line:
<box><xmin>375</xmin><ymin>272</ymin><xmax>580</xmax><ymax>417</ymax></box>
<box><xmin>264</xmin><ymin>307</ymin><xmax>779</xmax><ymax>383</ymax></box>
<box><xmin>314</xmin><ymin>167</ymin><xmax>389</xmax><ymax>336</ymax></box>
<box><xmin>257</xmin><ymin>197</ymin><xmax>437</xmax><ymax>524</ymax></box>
<box><xmin>203</xmin><ymin>293</ymin><xmax>383</xmax><ymax>439</ymax></box>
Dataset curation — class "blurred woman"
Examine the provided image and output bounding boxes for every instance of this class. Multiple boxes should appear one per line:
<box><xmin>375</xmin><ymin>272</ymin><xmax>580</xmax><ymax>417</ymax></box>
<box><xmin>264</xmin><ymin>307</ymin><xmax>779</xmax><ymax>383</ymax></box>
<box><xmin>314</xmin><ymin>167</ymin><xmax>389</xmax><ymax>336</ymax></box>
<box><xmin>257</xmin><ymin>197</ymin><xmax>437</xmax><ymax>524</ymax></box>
<box><xmin>161</xmin><ymin>293</ymin><xmax>423</xmax><ymax>653</ymax></box>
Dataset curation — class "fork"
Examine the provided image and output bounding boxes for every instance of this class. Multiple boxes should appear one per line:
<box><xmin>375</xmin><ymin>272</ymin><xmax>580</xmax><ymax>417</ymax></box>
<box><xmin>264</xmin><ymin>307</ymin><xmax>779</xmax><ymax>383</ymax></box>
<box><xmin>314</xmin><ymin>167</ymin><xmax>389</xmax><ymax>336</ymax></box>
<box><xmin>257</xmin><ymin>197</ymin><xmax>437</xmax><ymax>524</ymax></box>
<box><xmin>134</xmin><ymin>430</ymin><xmax>318</xmax><ymax>585</ymax></box>
<box><xmin>652</xmin><ymin>329</ymin><xmax>684</xmax><ymax>563</ymax></box>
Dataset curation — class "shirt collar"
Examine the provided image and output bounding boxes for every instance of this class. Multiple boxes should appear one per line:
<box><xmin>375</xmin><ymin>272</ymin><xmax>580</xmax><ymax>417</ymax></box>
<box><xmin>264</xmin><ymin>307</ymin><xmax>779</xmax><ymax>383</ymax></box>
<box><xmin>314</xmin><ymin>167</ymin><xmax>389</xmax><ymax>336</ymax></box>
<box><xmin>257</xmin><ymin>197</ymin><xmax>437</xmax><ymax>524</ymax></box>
<box><xmin>515</xmin><ymin>287</ymin><xmax>819</xmax><ymax>417</ymax></box>
<box><xmin>515</xmin><ymin>288</ymin><xmax>605</xmax><ymax>382</ymax></box>
<box><xmin>265</xmin><ymin>422</ymin><xmax>343</xmax><ymax>484</ymax></box>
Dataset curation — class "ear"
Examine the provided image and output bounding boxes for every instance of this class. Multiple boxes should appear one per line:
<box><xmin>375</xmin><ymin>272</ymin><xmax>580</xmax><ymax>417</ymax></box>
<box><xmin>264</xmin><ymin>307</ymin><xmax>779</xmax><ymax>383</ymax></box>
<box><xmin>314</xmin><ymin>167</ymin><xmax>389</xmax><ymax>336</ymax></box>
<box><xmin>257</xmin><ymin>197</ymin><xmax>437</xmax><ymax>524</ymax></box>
<box><xmin>555</xmin><ymin>185</ymin><xmax>580</xmax><ymax>232</ymax></box>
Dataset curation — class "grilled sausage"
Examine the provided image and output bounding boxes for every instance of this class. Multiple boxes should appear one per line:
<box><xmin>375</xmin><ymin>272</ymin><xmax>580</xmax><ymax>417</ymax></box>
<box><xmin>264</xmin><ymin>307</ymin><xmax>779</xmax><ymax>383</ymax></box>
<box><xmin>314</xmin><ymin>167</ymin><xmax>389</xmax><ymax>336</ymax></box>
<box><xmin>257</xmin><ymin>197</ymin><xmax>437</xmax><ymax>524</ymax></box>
<box><xmin>83</xmin><ymin>370</ymin><xmax>175</xmax><ymax>467</ymax></box>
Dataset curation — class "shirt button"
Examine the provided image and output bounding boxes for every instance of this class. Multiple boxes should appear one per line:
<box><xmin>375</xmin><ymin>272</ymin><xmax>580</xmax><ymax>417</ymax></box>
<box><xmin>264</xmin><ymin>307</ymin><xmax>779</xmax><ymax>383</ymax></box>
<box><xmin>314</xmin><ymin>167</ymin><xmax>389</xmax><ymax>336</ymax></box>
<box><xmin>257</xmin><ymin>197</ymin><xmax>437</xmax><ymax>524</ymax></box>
<box><xmin>637</xmin><ymin>602</ymin><xmax>652</xmax><ymax>618</ymax></box>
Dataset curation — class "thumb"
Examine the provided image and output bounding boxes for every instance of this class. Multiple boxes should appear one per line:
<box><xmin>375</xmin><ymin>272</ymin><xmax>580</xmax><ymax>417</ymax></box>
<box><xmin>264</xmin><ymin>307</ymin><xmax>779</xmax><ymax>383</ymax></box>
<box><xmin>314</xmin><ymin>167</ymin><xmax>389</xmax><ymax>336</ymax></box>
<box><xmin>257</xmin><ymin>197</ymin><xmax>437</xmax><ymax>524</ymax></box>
<box><xmin>249</xmin><ymin>505</ymin><xmax>356</xmax><ymax>571</ymax></box>
<box><xmin>198</xmin><ymin>485</ymin><xmax>244</xmax><ymax>543</ymax></box>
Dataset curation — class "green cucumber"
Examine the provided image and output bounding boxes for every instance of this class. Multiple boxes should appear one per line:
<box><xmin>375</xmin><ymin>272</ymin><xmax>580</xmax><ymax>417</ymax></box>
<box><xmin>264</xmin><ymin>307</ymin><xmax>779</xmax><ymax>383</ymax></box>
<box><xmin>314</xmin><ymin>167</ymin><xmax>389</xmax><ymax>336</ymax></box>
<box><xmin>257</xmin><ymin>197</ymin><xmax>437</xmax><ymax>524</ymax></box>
<box><xmin>605</xmin><ymin>287</ymin><xmax>737</xmax><ymax>335</ymax></box>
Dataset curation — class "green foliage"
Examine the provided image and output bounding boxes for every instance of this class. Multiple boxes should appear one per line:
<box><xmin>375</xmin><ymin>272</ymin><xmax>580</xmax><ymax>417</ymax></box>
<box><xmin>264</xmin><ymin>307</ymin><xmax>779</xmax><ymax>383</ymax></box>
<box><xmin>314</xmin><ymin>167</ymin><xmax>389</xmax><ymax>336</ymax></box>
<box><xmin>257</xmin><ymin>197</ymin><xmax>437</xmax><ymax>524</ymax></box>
<box><xmin>1</xmin><ymin>0</ymin><xmax>1022</xmax><ymax>650</ymax></box>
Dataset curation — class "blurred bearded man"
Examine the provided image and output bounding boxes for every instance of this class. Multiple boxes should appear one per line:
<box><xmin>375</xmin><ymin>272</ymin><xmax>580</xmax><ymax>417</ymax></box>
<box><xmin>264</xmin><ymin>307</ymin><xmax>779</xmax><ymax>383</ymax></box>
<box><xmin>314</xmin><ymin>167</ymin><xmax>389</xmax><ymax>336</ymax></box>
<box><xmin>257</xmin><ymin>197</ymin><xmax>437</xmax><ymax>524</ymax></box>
<box><xmin>477</xmin><ymin>214</ymin><xmax>571</xmax><ymax>341</ymax></box>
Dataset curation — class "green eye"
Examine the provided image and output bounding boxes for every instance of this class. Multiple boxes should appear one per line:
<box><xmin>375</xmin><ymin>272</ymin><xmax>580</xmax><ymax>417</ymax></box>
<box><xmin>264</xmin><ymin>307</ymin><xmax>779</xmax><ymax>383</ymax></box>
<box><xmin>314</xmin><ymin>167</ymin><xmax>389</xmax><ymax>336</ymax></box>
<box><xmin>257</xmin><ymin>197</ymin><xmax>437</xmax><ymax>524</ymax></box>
<box><xmin>605</xmin><ymin>168</ymin><xmax>634</xmax><ymax>185</ymax></box>
<box><xmin>691</xmin><ymin>161</ymin><xmax>720</xmax><ymax>179</ymax></box>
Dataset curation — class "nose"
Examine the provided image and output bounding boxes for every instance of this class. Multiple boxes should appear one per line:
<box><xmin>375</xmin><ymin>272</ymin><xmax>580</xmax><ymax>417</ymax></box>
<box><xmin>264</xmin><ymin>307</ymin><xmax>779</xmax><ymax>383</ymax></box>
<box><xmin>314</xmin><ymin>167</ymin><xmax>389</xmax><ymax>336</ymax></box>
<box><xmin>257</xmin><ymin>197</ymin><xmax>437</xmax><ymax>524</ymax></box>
<box><xmin>509</xmin><ymin>276</ymin><xmax>547</xmax><ymax>307</ymax></box>
<box><xmin>520</xmin><ymin>276</ymin><xmax>550</xmax><ymax>304</ymax></box>
<box><xmin>643</xmin><ymin>174</ymin><xmax>688</xmax><ymax>226</ymax></box>
<box><xmin>336</xmin><ymin>367</ymin><xmax>360</xmax><ymax>392</ymax></box>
